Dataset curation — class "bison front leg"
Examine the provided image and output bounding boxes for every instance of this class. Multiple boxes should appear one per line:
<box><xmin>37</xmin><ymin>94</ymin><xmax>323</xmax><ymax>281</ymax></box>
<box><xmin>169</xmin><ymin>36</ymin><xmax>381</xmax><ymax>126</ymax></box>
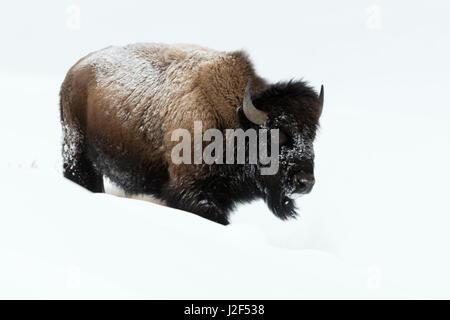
<box><xmin>162</xmin><ymin>180</ymin><xmax>231</xmax><ymax>225</ymax></box>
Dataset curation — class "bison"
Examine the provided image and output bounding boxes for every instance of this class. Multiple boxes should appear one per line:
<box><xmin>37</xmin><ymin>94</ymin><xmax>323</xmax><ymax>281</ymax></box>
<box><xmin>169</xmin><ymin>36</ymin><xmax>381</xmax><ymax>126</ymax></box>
<box><xmin>60</xmin><ymin>43</ymin><xmax>324</xmax><ymax>225</ymax></box>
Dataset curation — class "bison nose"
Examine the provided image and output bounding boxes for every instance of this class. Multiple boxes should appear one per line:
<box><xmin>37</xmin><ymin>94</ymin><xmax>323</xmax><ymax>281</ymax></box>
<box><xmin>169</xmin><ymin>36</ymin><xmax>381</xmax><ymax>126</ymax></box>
<box><xmin>293</xmin><ymin>173</ymin><xmax>315</xmax><ymax>194</ymax></box>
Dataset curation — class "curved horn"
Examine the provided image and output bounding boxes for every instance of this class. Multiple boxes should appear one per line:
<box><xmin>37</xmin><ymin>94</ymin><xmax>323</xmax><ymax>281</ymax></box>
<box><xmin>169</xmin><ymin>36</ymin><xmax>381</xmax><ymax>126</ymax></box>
<box><xmin>243</xmin><ymin>80</ymin><xmax>268</xmax><ymax>125</ymax></box>
<box><xmin>318</xmin><ymin>85</ymin><xmax>324</xmax><ymax>118</ymax></box>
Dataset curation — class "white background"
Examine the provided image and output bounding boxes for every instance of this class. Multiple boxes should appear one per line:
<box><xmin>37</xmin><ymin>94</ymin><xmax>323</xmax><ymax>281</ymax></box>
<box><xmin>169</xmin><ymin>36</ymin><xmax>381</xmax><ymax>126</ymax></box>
<box><xmin>0</xmin><ymin>0</ymin><xmax>449</xmax><ymax>298</ymax></box>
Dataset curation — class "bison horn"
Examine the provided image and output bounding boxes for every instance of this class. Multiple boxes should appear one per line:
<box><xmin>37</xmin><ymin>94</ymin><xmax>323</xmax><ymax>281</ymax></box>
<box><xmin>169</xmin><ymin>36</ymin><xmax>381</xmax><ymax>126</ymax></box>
<box><xmin>318</xmin><ymin>85</ymin><xmax>324</xmax><ymax>117</ymax></box>
<box><xmin>243</xmin><ymin>80</ymin><xmax>268</xmax><ymax>125</ymax></box>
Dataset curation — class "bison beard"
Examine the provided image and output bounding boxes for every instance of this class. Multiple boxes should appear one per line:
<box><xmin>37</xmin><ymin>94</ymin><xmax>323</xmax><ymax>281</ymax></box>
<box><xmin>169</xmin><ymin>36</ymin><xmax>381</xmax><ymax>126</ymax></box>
<box><xmin>60</xmin><ymin>43</ymin><xmax>323</xmax><ymax>225</ymax></box>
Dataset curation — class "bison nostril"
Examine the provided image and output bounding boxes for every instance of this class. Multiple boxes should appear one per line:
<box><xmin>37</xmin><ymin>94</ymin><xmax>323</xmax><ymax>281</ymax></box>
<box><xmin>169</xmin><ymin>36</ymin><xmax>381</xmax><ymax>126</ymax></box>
<box><xmin>297</xmin><ymin>181</ymin><xmax>307</xmax><ymax>191</ymax></box>
<box><xmin>293</xmin><ymin>174</ymin><xmax>315</xmax><ymax>194</ymax></box>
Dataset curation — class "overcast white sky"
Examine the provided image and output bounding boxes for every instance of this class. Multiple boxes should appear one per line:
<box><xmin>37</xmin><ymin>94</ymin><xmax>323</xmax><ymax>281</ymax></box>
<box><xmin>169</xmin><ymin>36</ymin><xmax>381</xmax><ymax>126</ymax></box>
<box><xmin>1</xmin><ymin>1</ymin><xmax>449</xmax><ymax>119</ymax></box>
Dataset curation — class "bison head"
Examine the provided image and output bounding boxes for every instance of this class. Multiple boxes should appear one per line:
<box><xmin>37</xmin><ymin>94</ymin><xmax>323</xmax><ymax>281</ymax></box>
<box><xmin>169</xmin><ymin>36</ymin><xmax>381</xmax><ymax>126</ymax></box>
<box><xmin>237</xmin><ymin>80</ymin><xmax>324</xmax><ymax>220</ymax></box>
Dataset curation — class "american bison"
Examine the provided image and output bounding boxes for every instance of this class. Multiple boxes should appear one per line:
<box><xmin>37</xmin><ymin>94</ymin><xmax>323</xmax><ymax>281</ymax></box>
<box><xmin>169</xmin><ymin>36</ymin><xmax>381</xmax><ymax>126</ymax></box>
<box><xmin>60</xmin><ymin>43</ymin><xmax>324</xmax><ymax>225</ymax></box>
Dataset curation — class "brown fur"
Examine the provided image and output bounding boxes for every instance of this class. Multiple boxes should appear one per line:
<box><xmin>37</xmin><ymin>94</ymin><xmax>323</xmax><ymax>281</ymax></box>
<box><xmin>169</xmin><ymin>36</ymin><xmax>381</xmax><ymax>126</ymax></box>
<box><xmin>60</xmin><ymin>43</ymin><xmax>266</xmax><ymax>189</ymax></box>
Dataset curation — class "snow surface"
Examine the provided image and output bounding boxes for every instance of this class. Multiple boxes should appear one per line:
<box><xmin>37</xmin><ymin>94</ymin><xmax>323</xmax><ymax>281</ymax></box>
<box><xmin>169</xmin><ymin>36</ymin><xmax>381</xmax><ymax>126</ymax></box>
<box><xmin>0</xmin><ymin>74</ymin><xmax>368</xmax><ymax>299</ymax></box>
<box><xmin>1</xmin><ymin>68</ymin><xmax>449</xmax><ymax>299</ymax></box>
<box><xmin>1</xmin><ymin>0</ymin><xmax>450</xmax><ymax>299</ymax></box>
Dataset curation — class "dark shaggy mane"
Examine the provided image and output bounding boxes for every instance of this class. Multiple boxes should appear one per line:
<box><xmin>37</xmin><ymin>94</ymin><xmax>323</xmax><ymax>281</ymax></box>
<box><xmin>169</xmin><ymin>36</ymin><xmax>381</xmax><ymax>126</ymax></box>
<box><xmin>252</xmin><ymin>80</ymin><xmax>322</xmax><ymax>129</ymax></box>
<box><xmin>256</xmin><ymin>80</ymin><xmax>318</xmax><ymax>103</ymax></box>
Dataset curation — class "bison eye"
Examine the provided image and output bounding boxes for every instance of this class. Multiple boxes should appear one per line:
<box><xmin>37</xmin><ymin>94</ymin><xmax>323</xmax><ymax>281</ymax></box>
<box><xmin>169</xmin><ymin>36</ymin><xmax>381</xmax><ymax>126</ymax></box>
<box><xmin>279</xmin><ymin>131</ymin><xmax>289</xmax><ymax>146</ymax></box>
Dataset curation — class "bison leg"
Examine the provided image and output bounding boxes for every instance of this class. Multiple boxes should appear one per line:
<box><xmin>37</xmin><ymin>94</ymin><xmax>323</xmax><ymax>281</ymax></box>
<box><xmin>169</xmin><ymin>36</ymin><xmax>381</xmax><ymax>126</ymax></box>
<box><xmin>62</xmin><ymin>126</ymin><xmax>104</xmax><ymax>193</ymax></box>
<box><xmin>162</xmin><ymin>181</ymin><xmax>230</xmax><ymax>225</ymax></box>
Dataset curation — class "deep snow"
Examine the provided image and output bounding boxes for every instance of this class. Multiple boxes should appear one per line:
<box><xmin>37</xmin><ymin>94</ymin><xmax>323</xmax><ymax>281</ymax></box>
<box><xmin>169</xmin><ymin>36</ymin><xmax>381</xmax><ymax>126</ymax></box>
<box><xmin>1</xmin><ymin>0</ymin><xmax>450</xmax><ymax>298</ymax></box>
<box><xmin>0</xmin><ymin>74</ymin><xmax>368</xmax><ymax>298</ymax></box>
<box><xmin>1</xmin><ymin>69</ymin><xmax>449</xmax><ymax>298</ymax></box>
